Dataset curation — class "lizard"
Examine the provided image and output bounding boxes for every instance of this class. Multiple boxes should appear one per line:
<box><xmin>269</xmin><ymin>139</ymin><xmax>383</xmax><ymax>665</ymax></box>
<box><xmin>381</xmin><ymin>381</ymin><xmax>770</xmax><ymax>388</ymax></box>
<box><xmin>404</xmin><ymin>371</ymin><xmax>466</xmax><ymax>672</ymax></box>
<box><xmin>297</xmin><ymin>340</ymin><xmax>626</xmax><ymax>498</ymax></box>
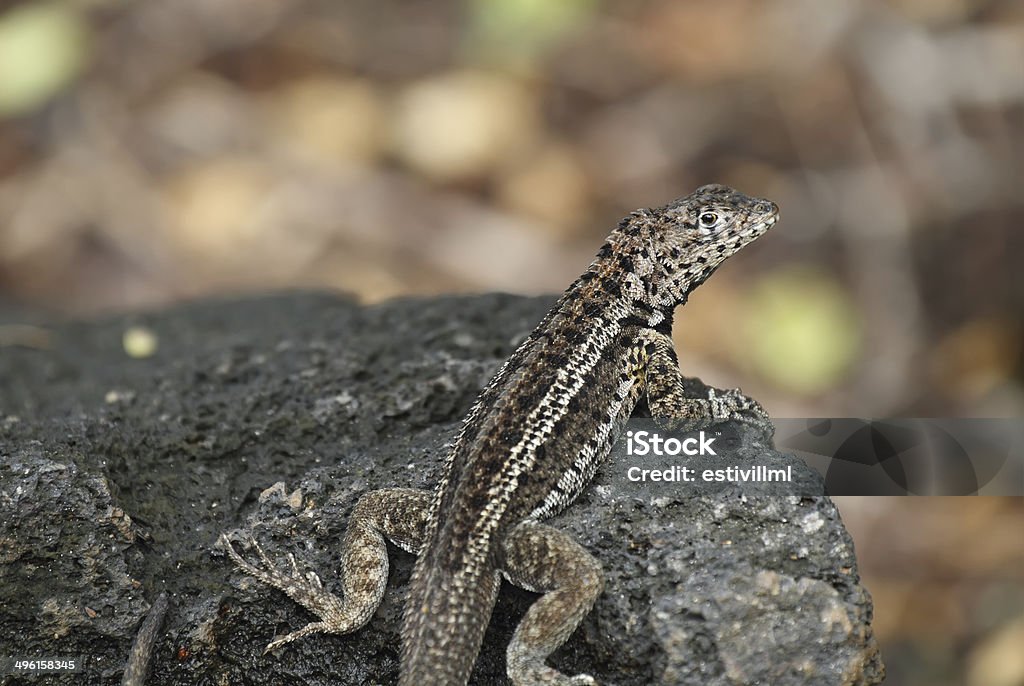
<box><xmin>222</xmin><ymin>183</ymin><xmax>779</xmax><ymax>685</ymax></box>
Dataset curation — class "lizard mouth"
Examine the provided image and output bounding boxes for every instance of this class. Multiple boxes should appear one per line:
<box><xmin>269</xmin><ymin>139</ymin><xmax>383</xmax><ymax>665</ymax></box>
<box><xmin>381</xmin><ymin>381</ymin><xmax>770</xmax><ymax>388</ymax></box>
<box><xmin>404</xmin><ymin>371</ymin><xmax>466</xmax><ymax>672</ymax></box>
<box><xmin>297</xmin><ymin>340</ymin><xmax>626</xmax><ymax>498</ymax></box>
<box><xmin>743</xmin><ymin>213</ymin><xmax>779</xmax><ymax>239</ymax></box>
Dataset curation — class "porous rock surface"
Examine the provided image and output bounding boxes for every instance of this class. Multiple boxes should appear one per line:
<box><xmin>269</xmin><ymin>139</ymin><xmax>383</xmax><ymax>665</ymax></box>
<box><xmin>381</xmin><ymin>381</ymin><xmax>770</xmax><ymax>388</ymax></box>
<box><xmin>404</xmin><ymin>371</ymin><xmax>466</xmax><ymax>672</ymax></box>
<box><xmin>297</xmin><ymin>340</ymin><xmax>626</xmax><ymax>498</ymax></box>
<box><xmin>0</xmin><ymin>293</ymin><xmax>883</xmax><ymax>685</ymax></box>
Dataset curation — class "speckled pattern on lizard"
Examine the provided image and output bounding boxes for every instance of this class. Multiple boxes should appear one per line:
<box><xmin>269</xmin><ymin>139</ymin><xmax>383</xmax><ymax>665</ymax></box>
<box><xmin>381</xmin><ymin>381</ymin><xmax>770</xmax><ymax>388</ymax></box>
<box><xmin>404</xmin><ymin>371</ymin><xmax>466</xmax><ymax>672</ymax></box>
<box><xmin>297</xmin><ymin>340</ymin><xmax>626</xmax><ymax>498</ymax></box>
<box><xmin>222</xmin><ymin>184</ymin><xmax>780</xmax><ymax>685</ymax></box>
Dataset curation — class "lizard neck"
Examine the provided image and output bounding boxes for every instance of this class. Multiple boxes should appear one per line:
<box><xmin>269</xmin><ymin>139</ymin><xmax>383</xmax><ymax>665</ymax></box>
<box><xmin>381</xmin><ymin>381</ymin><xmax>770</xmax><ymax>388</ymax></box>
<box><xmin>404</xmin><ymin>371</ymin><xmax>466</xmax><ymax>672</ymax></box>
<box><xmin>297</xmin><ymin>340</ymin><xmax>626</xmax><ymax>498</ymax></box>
<box><xmin>561</xmin><ymin>255</ymin><xmax>681</xmax><ymax>334</ymax></box>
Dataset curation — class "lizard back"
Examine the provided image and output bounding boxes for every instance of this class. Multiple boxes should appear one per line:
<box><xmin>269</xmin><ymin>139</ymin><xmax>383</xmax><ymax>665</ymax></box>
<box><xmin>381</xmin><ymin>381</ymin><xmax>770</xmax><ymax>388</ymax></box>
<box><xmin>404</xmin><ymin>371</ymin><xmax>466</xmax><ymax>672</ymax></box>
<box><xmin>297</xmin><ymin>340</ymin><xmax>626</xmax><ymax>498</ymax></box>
<box><xmin>400</xmin><ymin>185</ymin><xmax>779</xmax><ymax>685</ymax></box>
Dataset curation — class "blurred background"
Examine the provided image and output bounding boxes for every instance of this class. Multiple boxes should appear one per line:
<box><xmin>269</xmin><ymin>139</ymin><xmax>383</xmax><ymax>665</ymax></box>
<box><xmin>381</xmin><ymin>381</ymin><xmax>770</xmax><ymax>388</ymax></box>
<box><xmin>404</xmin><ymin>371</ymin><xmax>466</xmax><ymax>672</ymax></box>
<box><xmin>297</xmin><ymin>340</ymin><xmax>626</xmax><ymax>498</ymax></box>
<box><xmin>0</xmin><ymin>1</ymin><xmax>1021</xmax><ymax>684</ymax></box>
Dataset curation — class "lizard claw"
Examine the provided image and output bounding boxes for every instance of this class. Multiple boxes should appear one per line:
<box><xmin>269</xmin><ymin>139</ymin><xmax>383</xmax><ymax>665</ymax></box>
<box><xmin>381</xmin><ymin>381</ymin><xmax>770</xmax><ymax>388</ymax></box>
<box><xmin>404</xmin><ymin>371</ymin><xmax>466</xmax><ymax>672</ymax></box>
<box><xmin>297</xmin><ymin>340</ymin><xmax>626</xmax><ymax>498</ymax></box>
<box><xmin>510</xmin><ymin>667</ymin><xmax>598</xmax><ymax>685</ymax></box>
<box><xmin>708</xmin><ymin>387</ymin><xmax>775</xmax><ymax>440</ymax></box>
<box><xmin>221</xmin><ymin>528</ymin><xmax>362</xmax><ymax>646</ymax></box>
<box><xmin>262</xmin><ymin>621</ymin><xmax>333</xmax><ymax>654</ymax></box>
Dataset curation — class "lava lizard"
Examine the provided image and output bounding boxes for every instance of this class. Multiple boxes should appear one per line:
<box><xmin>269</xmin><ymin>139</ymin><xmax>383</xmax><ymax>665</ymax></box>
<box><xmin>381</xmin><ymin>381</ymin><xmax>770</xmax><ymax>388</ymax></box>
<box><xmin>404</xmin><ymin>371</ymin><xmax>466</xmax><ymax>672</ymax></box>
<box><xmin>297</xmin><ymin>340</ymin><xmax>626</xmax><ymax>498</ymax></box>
<box><xmin>222</xmin><ymin>184</ymin><xmax>779</xmax><ymax>685</ymax></box>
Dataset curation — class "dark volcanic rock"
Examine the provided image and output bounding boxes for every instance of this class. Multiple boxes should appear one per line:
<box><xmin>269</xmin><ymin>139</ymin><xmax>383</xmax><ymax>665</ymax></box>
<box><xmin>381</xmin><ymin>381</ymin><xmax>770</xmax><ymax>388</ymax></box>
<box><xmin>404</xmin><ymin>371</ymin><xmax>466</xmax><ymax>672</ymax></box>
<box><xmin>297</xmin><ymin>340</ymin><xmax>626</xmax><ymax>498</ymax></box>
<box><xmin>0</xmin><ymin>292</ymin><xmax>883</xmax><ymax>685</ymax></box>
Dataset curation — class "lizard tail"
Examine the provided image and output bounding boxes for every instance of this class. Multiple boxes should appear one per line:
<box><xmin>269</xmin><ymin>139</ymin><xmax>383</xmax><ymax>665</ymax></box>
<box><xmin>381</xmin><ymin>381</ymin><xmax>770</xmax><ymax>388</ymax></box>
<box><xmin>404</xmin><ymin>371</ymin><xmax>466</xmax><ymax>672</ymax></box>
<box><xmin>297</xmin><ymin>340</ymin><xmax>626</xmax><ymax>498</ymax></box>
<box><xmin>399</xmin><ymin>561</ymin><xmax>502</xmax><ymax>686</ymax></box>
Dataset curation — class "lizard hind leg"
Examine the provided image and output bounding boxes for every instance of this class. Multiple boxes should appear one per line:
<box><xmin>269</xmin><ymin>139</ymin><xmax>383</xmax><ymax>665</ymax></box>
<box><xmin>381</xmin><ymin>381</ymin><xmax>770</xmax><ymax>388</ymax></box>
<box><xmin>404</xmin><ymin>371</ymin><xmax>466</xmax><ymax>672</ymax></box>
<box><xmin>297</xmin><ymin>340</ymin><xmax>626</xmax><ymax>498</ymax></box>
<box><xmin>221</xmin><ymin>487</ymin><xmax>431</xmax><ymax>652</ymax></box>
<box><xmin>499</xmin><ymin>521</ymin><xmax>604</xmax><ymax>686</ymax></box>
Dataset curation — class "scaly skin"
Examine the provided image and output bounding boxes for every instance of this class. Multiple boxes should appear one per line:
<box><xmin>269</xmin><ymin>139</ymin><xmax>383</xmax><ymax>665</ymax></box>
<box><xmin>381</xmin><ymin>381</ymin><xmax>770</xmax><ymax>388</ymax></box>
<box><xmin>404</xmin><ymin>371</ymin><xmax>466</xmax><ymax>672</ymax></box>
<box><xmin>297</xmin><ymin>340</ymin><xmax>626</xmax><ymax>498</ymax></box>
<box><xmin>223</xmin><ymin>184</ymin><xmax>779</xmax><ymax>685</ymax></box>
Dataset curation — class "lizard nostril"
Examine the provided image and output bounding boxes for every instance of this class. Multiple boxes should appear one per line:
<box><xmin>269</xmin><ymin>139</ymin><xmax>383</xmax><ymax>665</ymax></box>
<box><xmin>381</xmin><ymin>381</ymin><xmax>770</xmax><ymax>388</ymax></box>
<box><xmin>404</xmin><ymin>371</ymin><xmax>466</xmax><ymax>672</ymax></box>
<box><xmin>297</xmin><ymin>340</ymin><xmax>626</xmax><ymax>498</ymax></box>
<box><xmin>755</xmin><ymin>202</ymin><xmax>774</xmax><ymax>215</ymax></box>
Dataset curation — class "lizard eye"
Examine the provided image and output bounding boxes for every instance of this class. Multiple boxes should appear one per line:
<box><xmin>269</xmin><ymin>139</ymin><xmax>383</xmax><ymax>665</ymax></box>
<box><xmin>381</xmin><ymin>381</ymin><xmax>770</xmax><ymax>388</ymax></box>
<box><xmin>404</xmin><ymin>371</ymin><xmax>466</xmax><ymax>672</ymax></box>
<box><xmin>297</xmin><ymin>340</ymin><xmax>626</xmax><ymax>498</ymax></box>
<box><xmin>699</xmin><ymin>212</ymin><xmax>719</xmax><ymax>227</ymax></box>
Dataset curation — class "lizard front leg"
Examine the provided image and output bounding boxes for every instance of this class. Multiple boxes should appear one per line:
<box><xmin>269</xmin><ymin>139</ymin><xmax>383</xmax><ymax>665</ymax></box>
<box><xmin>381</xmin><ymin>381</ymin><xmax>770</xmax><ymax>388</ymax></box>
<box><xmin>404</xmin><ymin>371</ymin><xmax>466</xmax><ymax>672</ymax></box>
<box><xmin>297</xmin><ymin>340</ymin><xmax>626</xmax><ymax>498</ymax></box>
<box><xmin>221</xmin><ymin>487</ymin><xmax>430</xmax><ymax>651</ymax></box>
<box><xmin>639</xmin><ymin>329</ymin><xmax>774</xmax><ymax>437</ymax></box>
<box><xmin>499</xmin><ymin>521</ymin><xmax>604</xmax><ymax>686</ymax></box>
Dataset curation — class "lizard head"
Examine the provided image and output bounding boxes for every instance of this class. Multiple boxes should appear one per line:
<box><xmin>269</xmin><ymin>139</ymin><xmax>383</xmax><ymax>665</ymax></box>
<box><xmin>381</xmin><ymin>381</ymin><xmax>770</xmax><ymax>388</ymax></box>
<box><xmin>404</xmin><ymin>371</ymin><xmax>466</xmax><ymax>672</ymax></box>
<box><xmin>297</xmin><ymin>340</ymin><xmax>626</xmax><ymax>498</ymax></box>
<box><xmin>615</xmin><ymin>184</ymin><xmax>779</xmax><ymax>307</ymax></box>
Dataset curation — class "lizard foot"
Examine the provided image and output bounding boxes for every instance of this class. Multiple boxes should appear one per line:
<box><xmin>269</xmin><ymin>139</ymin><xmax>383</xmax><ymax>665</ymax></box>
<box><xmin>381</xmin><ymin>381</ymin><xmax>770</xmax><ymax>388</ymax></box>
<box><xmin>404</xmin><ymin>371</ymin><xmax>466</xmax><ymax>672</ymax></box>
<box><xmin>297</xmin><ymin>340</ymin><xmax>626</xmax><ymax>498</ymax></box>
<box><xmin>510</xmin><ymin>665</ymin><xmax>597</xmax><ymax>686</ymax></box>
<box><xmin>707</xmin><ymin>387</ymin><xmax>775</xmax><ymax>439</ymax></box>
<box><xmin>219</xmin><ymin>533</ymin><xmax>352</xmax><ymax>651</ymax></box>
